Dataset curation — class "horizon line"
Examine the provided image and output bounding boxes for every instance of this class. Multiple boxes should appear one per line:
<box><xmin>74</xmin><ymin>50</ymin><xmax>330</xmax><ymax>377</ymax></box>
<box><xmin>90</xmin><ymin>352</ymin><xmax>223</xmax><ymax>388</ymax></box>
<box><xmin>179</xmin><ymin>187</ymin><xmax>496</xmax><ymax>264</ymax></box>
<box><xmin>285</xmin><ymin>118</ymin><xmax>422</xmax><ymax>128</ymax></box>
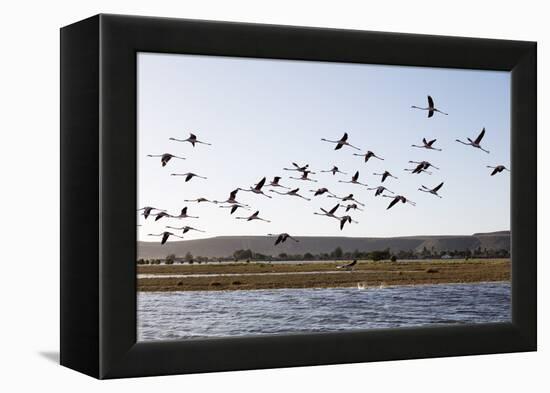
<box><xmin>137</xmin><ymin>230</ymin><xmax>511</xmax><ymax>244</ymax></box>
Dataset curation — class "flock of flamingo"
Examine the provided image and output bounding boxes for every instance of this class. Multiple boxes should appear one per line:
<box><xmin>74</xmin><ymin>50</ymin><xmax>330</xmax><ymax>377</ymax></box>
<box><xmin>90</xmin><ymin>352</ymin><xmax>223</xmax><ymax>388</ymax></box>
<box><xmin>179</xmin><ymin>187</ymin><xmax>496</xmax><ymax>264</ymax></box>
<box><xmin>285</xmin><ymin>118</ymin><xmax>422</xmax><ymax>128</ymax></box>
<box><xmin>140</xmin><ymin>96</ymin><xmax>509</xmax><ymax>245</ymax></box>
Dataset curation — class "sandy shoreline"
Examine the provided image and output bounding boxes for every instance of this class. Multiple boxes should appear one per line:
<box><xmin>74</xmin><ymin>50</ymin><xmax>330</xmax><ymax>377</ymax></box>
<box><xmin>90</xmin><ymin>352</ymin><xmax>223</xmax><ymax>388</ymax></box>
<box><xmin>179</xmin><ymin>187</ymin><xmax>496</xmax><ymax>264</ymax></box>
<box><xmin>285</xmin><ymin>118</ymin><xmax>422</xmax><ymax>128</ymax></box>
<box><xmin>137</xmin><ymin>258</ymin><xmax>510</xmax><ymax>292</ymax></box>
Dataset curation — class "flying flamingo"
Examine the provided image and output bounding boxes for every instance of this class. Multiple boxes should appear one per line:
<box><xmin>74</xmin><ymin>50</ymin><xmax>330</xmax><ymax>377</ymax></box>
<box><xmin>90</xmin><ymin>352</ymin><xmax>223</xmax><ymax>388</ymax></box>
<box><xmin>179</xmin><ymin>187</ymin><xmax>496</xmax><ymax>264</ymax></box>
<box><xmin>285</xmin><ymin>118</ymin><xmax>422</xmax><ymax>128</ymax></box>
<box><xmin>137</xmin><ymin>206</ymin><xmax>165</xmax><ymax>219</ymax></box>
<box><xmin>166</xmin><ymin>225</ymin><xmax>206</xmax><ymax>234</ymax></box>
<box><xmin>267</xmin><ymin>176</ymin><xmax>290</xmax><ymax>189</ymax></box>
<box><xmin>169</xmin><ymin>133</ymin><xmax>211</xmax><ymax>147</ymax></box>
<box><xmin>404</xmin><ymin>161</ymin><xmax>439</xmax><ymax>175</ymax></box>
<box><xmin>353</xmin><ymin>151</ymin><xmax>384</xmax><ymax>163</ymax></box>
<box><xmin>172</xmin><ymin>207</ymin><xmax>199</xmax><ymax>219</ymax></box>
<box><xmin>383</xmin><ymin>195</ymin><xmax>416</xmax><ymax>210</ymax></box>
<box><xmin>418</xmin><ymin>182</ymin><xmax>444</xmax><ymax>198</ymax></box>
<box><xmin>341</xmin><ymin>203</ymin><xmax>364</xmax><ymax>212</ymax></box>
<box><xmin>487</xmin><ymin>165</ymin><xmax>510</xmax><ymax>176</ymax></box>
<box><xmin>367</xmin><ymin>185</ymin><xmax>394</xmax><ymax>196</ymax></box>
<box><xmin>327</xmin><ymin>193</ymin><xmax>365</xmax><ymax>206</ymax></box>
<box><xmin>148</xmin><ymin>231</ymin><xmax>184</xmax><ymax>245</ymax></box>
<box><xmin>283</xmin><ymin>162</ymin><xmax>310</xmax><ymax>173</ymax></box>
<box><xmin>321</xmin><ymin>132</ymin><xmax>360</xmax><ymax>150</ymax></box>
<box><xmin>219</xmin><ymin>204</ymin><xmax>251</xmax><ymax>215</ymax></box>
<box><xmin>147</xmin><ymin>153</ymin><xmax>185</xmax><ymax>167</ymax></box>
<box><xmin>270</xmin><ymin>188</ymin><xmax>311</xmax><ymax>201</ymax></box>
<box><xmin>238</xmin><ymin>177</ymin><xmax>272</xmax><ymax>198</ymax></box>
<box><xmin>235</xmin><ymin>210</ymin><xmax>271</xmax><ymax>223</ymax></box>
<box><xmin>309</xmin><ymin>187</ymin><xmax>336</xmax><ymax>197</ymax></box>
<box><xmin>373</xmin><ymin>171</ymin><xmax>398</xmax><ymax>182</ymax></box>
<box><xmin>338</xmin><ymin>171</ymin><xmax>368</xmax><ymax>186</ymax></box>
<box><xmin>411</xmin><ymin>95</ymin><xmax>448</xmax><ymax>117</ymax></box>
<box><xmin>184</xmin><ymin>197</ymin><xmax>217</xmax><ymax>204</ymax></box>
<box><xmin>339</xmin><ymin>215</ymin><xmax>358</xmax><ymax>230</ymax></box>
<box><xmin>337</xmin><ymin>260</ymin><xmax>357</xmax><ymax>270</ymax></box>
<box><xmin>217</xmin><ymin>189</ymin><xmax>249</xmax><ymax>206</ymax></box>
<box><xmin>456</xmin><ymin>128</ymin><xmax>490</xmax><ymax>153</ymax></box>
<box><xmin>313</xmin><ymin>204</ymin><xmax>341</xmax><ymax>220</ymax></box>
<box><xmin>170</xmin><ymin>172</ymin><xmax>207</xmax><ymax>182</ymax></box>
<box><xmin>153</xmin><ymin>211</ymin><xmax>172</xmax><ymax>222</ymax></box>
<box><xmin>289</xmin><ymin>171</ymin><xmax>317</xmax><ymax>182</ymax></box>
<box><xmin>268</xmin><ymin>233</ymin><xmax>300</xmax><ymax>245</ymax></box>
<box><xmin>320</xmin><ymin>166</ymin><xmax>347</xmax><ymax>175</ymax></box>
<box><xmin>412</xmin><ymin>138</ymin><xmax>442</xmax><ymax>151</ymax></box>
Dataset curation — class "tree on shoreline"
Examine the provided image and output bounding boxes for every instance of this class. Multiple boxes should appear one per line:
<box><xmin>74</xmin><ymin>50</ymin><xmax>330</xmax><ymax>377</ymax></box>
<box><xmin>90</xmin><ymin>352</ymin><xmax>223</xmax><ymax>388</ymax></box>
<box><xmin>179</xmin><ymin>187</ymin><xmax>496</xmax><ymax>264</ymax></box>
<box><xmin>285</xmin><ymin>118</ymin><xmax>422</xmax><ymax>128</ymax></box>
<box><xmin>165</xmin><ymin>254</ymin><xmax>176</xmax><ymax>264</ymax></box>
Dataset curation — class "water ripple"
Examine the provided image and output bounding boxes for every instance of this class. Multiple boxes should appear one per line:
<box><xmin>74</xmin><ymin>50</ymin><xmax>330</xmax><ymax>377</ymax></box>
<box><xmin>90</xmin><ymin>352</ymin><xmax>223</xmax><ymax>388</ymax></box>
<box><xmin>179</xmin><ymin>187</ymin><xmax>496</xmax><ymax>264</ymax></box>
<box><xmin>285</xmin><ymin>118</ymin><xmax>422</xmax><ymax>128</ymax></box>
<box><xmin>137</xmin><ymin>282</ymin><xmax>511</xmax><ymax>341</ymax></box>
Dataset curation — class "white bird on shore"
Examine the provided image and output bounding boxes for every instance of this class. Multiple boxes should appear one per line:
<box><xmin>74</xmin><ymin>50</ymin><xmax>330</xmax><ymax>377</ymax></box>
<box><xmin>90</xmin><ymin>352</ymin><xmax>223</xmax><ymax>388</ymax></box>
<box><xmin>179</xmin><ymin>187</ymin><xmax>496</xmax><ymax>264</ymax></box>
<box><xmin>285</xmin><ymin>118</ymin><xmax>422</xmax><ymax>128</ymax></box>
<box><xmin>169</xmin><ymin>133</ymin><xmax>211</xmax><ymax>146</ymax></box>
<box><xmin>411</xmin><ymin>95</ymin><xmax>448</xmax><ymax>117</ymax></box>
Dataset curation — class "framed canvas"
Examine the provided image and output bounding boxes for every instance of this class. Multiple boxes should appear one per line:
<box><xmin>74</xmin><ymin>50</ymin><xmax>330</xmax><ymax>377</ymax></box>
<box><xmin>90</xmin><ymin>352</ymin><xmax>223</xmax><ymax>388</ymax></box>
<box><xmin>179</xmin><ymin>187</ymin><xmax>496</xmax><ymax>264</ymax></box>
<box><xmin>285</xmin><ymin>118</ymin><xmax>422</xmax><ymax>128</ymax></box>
<box><xmin>60</xmin><ymin>14</ymin><xmax>537</xmax><ymax>379</ymax></box>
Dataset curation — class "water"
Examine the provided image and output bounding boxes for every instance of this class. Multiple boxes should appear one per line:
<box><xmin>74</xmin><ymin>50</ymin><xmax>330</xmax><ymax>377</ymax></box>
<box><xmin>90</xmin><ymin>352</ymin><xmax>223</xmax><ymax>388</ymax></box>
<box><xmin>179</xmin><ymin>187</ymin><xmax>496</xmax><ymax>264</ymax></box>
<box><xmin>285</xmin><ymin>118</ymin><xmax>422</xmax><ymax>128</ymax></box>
<box><xmin>137</xmin><ymin>282</ymin><xmax>511</xmax><ymax>341</ymax></box>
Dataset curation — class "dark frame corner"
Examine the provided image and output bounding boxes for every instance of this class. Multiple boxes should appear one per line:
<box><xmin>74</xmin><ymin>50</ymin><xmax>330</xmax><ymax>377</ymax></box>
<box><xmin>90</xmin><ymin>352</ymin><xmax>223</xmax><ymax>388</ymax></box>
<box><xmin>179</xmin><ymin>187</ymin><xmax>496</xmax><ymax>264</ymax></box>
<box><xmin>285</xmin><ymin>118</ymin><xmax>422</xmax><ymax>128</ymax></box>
<box><xmin>61</xmin><ymin>14</ymin><xmax>537</xmax><ymax>379</ymax></box>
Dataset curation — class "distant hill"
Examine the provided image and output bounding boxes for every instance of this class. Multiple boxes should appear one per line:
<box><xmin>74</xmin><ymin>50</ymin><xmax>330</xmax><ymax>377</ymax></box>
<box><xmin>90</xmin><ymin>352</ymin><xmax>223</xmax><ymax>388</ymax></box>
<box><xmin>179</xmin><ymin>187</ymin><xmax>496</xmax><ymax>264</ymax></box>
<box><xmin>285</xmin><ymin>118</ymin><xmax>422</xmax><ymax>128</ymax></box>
<box><xmin>472</xmin><ymin>230</ymin><xmax>510</xmax><ymax>236</ymax></box>
<box><xmin>137</xmin><ymin>231</ymin><xmax>510</xmax><ymax>259</ymax></box>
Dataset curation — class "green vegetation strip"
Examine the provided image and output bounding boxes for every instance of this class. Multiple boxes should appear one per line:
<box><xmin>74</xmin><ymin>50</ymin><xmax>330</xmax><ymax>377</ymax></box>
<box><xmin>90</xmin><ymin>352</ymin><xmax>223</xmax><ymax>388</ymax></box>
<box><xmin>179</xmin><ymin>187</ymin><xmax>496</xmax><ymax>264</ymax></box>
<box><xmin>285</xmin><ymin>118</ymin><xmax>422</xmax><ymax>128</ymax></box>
<box><xmin>137</xmin><ymin>259</ymin><xmax>510</xmax><ymax>292</ymax></box>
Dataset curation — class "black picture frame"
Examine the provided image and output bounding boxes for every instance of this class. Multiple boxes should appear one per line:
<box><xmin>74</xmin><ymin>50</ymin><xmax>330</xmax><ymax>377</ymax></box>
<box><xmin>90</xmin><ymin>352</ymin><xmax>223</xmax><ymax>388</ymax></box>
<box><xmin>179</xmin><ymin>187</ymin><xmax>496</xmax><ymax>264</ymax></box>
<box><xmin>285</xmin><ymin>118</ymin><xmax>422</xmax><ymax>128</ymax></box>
<box><xmin>60</xmin><ymin>14</ymin><xmax>537</xmax><ymax>379</ymax></box>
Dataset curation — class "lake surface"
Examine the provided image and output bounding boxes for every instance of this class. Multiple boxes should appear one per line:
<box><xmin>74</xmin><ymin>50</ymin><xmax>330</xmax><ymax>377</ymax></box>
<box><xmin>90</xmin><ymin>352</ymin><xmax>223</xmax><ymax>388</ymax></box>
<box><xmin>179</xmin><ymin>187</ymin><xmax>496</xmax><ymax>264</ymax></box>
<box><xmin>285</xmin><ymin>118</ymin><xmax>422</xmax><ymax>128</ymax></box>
<box><xmin>137</xmin><ymin>281</ymin><xmax>511</xmax><ymax>341</ymax></box>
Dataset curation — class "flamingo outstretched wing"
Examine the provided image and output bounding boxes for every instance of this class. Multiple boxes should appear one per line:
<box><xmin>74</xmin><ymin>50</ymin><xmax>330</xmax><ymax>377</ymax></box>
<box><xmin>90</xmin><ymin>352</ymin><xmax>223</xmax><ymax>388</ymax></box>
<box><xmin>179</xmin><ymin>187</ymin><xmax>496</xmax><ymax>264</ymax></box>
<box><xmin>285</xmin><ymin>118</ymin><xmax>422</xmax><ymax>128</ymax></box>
<box><xmin>256</xmin><ymin>177</ymin><xmax>266</xmax><ymax>189</ymax></box>
<box><xmin>474</xmin><ymin>128</ymin><xmax>486</xmax><ymax>144</ymax></box>
<box><xmin>387</xmin><ymin>197</ymin><xmax>400</xmax><ymax>210</ymax></box>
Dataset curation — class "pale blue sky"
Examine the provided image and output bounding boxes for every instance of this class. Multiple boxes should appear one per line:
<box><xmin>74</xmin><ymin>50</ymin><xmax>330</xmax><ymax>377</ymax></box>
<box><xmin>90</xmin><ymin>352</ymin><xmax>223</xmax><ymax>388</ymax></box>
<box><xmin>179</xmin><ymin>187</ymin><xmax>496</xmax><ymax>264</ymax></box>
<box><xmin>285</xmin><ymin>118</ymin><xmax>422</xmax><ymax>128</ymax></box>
<box><xmin>137</xmin><ymin>52</ymin><xmax>510</xmax><ymax>242</ymax></box>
